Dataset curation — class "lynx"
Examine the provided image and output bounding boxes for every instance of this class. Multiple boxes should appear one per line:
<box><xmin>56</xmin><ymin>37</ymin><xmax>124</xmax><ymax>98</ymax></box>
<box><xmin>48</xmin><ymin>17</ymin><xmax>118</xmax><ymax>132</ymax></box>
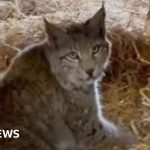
<box><xmin>0</xmin><ymin>5</ymin><xmax>134</xmax><ymax>150</ymax></box>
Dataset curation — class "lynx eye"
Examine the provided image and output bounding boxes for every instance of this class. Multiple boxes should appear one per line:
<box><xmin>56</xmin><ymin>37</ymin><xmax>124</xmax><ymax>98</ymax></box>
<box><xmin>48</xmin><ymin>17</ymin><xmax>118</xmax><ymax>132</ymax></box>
<box><xmin>92</xmin><ymin>45</ymin><xmax>102</xmax><ymax>55</ymax></box>
<box><xmin>67</xmin><ymin>51</ymin><xmax>79</xmax><ymax>60</ymax></box>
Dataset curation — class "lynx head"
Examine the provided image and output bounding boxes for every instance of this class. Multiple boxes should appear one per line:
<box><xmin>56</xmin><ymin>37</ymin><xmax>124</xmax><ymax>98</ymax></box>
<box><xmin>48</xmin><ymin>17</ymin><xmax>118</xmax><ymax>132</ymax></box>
<box><xmin>44</xmin><ymin>5</ymin><xmax>111</xmax><ymax>91</ymax></box>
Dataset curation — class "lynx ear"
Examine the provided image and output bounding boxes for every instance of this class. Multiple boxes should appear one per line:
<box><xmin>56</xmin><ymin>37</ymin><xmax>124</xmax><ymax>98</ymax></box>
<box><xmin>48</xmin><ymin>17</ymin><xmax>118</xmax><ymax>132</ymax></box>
<box><xmin>44</xmin><ymin>18</ymin><xmax>66</xmax><ymax>46</ymax></box>
<box><xmin>67</xmin><ymin>23</ymin><xmax>84</xmax><ymax>34</ymax></box>
<box><xmin>85</xmin><ymin>3</ymin><xmax>106</xmax><ymax>39</ymax></box>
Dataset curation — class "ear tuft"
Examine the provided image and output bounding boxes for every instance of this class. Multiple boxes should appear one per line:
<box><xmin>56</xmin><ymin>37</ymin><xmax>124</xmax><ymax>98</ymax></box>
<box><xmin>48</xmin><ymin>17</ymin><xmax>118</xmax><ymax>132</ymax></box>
<box><xmin>102</xmin><ymin>0</ymin><xmax>105</xmax><ymax>10</ymax></box>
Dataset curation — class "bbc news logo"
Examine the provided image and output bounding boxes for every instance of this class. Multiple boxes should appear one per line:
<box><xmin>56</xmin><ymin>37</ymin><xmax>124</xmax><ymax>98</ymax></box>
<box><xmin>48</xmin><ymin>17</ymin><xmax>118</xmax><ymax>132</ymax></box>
<box><xmin>0</xmin><ymin>130</ymin><xmax>20</xmax><ymax>138</ymax></box>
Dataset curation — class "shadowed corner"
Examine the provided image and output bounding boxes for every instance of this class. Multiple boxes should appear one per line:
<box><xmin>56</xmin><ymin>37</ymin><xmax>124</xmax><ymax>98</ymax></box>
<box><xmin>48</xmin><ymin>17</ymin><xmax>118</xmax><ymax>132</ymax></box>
<box><xmin>109</xmin><ymin>125</ymin><xmax>137</xmax><ymax>149</ymax></box>
<box><xmin>93</xmin><ymin>79</ymin><xmax>137</xmax><ymax>149</ymax></box>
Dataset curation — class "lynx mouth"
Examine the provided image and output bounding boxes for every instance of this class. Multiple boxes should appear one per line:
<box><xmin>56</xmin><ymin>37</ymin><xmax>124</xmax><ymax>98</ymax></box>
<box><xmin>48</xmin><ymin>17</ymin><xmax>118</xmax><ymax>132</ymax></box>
<box><xmin>86</xmin><ymin>79</ymin><xmax>95</xmax><ymax>84</ymax></box>
<box><xmin>79</xmin><ymin>78</ymin><xmax>95</xmax><ymax>85</ymax></box>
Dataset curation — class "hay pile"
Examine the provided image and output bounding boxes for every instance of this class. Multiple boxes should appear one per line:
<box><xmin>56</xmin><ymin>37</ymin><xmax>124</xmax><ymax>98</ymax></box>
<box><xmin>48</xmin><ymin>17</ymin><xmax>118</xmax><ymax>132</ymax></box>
<box><xmin>0</xmin><ymin>0</ymin><xmax>150</xmax><ymax>149</ymax></box>
<box><xmin>103</xmin><ymin>28</ymin><xmax>150</xmax><ymax>150</ymax></box>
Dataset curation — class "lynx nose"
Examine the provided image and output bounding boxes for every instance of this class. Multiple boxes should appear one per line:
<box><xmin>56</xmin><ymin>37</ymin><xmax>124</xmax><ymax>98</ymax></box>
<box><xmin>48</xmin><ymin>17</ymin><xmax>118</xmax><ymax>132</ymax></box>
<box><xmin>86</xmin><ymin>69</ymin><xmax>94</xmax><ymax>78</ymax></box>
